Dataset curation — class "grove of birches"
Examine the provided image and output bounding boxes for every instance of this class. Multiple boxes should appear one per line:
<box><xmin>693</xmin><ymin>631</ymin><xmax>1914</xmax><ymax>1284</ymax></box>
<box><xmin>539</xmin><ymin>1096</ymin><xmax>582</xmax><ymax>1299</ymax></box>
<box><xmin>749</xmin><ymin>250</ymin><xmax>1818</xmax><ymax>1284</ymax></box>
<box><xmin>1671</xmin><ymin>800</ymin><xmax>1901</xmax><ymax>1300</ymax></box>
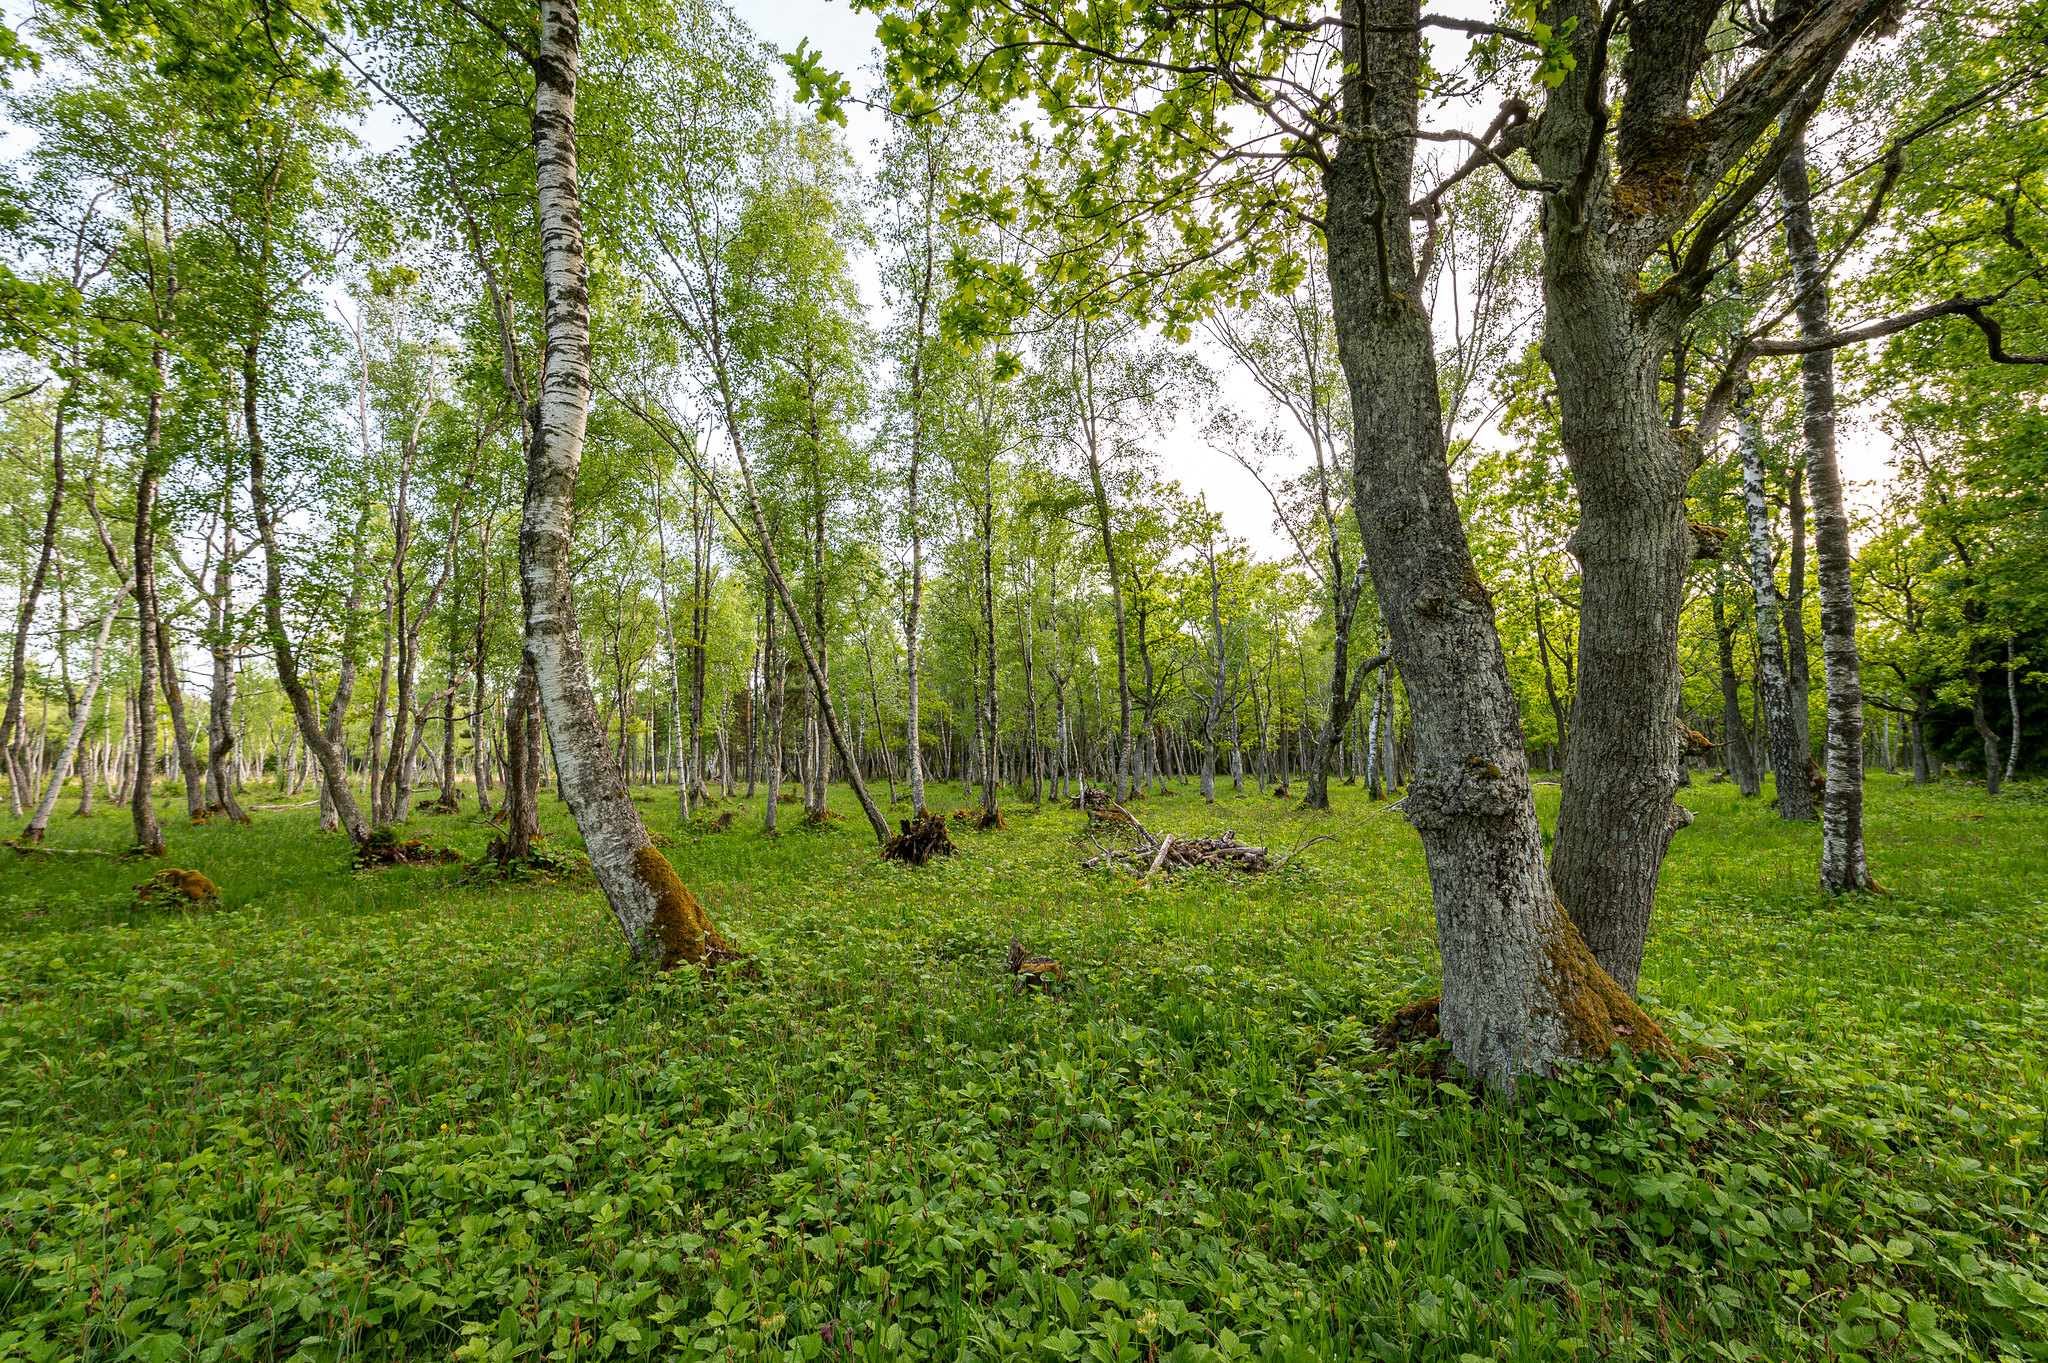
<box><xmin>0</xmin><ymin>0</ymin><xmax>2045</xmax><ymax>1357</ymax></box>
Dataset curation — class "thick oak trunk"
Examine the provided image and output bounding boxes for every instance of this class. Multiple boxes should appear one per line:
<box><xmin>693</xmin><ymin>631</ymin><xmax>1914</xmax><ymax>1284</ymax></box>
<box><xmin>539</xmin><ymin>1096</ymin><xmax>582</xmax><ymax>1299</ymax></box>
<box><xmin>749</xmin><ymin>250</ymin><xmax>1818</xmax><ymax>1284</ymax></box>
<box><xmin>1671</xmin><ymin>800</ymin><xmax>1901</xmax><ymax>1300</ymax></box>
<box><xmin>1528</xmin><ymin>112</ymin><xmax>1700</xmax><ymax>993</ymax></box>
<box><xmin>1330</xmin><ymin>0</ymin><xmax>1663</xmax><ymax>1092</ymax></box>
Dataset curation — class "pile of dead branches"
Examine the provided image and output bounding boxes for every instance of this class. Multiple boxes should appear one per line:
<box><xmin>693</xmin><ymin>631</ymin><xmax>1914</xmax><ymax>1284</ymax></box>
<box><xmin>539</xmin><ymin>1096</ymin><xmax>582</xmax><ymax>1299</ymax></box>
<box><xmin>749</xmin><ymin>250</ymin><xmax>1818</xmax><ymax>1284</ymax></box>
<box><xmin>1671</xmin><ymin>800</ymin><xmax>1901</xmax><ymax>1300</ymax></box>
<box><xmin>1079</xmin><ymin>801</ymin><xmax>1313</xmax><ymax>881</ymax></box>
<box><xmin>881</xmin><ymin>812</ymin><xmax>955</xmax><ymax>866</ymax></box>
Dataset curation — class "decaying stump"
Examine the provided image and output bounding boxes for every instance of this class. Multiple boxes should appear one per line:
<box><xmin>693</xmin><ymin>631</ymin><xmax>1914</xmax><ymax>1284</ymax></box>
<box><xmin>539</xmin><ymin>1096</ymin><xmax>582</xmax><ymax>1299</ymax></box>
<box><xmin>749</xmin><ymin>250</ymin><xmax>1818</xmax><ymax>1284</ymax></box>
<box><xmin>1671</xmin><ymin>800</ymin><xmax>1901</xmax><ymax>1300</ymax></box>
<box><xmin>132</xmin><ymin>868</ymin><xmax>220</xmax><ymax>912</ymax></box>
<box><xmin>881</xmin><ymin>812</ymin><xmax>955</xmax><ymax>866</ymax></box>
<box><xmin>354</xmin><ymin>826</ymin><xmax>461</xmax><ymax>869</ymax></box>
<box><xmin>1008</xmin><ymin>936</ymin><xmax>1063</xmax><ymax>990</ymax></box>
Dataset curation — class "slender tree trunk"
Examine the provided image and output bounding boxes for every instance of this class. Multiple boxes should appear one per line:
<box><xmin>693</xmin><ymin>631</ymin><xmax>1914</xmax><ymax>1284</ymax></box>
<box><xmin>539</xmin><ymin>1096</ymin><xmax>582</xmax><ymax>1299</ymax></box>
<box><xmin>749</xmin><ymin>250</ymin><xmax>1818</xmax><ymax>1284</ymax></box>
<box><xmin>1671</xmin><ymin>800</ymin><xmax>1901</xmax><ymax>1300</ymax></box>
<box><xmin>1779</xmin><ymin>137</ymin><xmax>1871</xmax><ymax>888</ymax></box>
<box><xmin>249</xmin><ymin>339</ymin><xmax>369</xmax><ymax>843</ymax></box>
<box><xmin>1785</xmin><ymin>464</ymin><xmax>1813</xmax><ymax>763</ymax></box>
<box><xmin>1081</xmin><ymin>427</ymin><xmax>1135</xmax><ymax>801</ymax></box>
<box><xmin>132</xmin><ymin>375</ymin><xmax>168</xmax><ymax>856</ymax></box>
<box><xmin>205</xmin><ymin>507</ymin><xmax>249</xmax><ymax>824</ymax></box>
<box><xmin>1909</xmin><ymin>688</ymin><xmax>1931</xmax><ymax>786</ymax></box>
<box><xmin>1740</xmin><ymin>400</ymin><xmax>1817</xmax><ymax>822</ymax></box>
<box><xmin>1712</xmin><ymin>568</ymin><xmax>1761</xmax><ymax>797</ymax></box>
<box><xmin>1330</xmin><ymin>0</ymin><xmax>1657</xmax><ymax>1091</ymax></box>
<box><xmin>155</xmin><ymin>617</ymin><xmax>204</xmax><ymax>821</ymax></box>
<box><xmin>517</xmin><ymin>0</ymin><xmax>727</xmax><ymax>965</ymax></box>
<box><xmin>500</xmin><ymin>658</ymin><xmax>540</xmax><ymax>859</ymax></box>
<box><xmin>21</xmin><ymin>577</ymin><xmax>128</xmax><ymax>843</ymax></box>
<box><xmin>1970</xmin><ymin>654</ymin><xmax>2004</xmax><ymax>794</ymax></box>
<box><xmin>978</xmin><ymin>462</ymin><xmax>1000</xmax><ymax>823</ymax></box>
<box><xmin>2006</xmin><ymin>637</ymin><xmax>2022</xmax><ymax>784</ymax></box>
<box><xmin>2</xmin><ymin>404</ymin><xmax>64</xmax><ymax>815</ymax></box>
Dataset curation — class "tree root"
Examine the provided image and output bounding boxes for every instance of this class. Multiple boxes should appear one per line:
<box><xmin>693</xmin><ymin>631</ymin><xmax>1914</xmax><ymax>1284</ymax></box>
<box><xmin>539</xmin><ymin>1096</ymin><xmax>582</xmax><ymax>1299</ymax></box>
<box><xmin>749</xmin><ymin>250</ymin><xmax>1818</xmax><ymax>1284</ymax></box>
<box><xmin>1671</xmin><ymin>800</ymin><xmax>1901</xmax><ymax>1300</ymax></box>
<box><xmin>881</xmin><ymin>812</ymin><xmax>954</xmax><ymax>866</ymax></box>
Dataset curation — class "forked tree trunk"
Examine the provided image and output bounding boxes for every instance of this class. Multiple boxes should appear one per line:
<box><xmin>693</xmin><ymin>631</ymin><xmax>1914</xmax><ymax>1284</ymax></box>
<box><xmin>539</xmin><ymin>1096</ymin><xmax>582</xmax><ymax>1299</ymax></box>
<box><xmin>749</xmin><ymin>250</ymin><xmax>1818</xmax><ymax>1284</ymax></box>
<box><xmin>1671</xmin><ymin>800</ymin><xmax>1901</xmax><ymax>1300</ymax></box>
<box><xmin>249</xmin><ymin>341</ymin><xmax>370</xmax><ymax>844</ymax></box>
<box><xmin>1740</xmin><ymin>400</ymin><xmax>1817</xmax><ymax>822</ymax></box>
<box><xmin>21</xmin><ymin>578</ymin><xmax>129</xmax><ymax>844</ymax></box>
<box><xmin>519</xmin><ymin>0</ymin><xmax>728</xmax><ymax>967</ymax></box>
<box><xmin>1330</xmin><ymin>0</ymin><xmax>1660</xmax><ymax>1093</ymax></box>
<box><xmin>2</xmin><ymin>403</ymin><xmax>64</xmax><ymax>816</ymax></box>
<box><xmin>1779</xmin><ymin>136</ymin><xmax>1871</xmax><ymax>890</ymax></box>
<box><xmin>1529</xmin><ymin>168</ymin><xmax>1698</xmax><ymax>997</ymax></box>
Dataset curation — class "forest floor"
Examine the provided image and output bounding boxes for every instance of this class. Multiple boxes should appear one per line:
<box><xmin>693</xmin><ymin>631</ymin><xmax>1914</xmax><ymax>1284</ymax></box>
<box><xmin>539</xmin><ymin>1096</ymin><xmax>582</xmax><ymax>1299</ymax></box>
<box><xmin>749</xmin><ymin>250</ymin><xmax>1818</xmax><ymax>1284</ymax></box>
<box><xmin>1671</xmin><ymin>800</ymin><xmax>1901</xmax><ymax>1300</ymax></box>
<box><xmin>0</xmin><ymin>775</ymin><xmax>2043</xmax><ymax>1361</ymax></box>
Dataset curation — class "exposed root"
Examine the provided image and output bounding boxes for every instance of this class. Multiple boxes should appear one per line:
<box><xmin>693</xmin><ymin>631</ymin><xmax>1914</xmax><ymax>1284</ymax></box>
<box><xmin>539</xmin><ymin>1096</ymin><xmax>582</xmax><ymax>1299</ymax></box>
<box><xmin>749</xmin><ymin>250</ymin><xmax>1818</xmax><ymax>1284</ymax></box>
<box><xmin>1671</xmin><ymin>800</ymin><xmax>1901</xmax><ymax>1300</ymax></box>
<box><xmin>1539</xmin><ymin>912</ymin><xmax>1678</xmax><ymax>1063</ymax></box>
<box><xmin>1374</xmin><ymin>994</ymin><xmax>1442</xmax><ymax>1049</ymax></box>
<box><xmin>974</xmin><ymin>807</ymin><xmax>1006</xmax><ymax>831</ymax></box>
<box><xmin>132</xmin><ymin>868</ymin><xmax>219</xmax><ymax>913</ymax></box>
<box><xmin>881</xmin><ymin>812</ymin><xmax>954</xmax><ymax>866</ymax></box>
<box><xmin>634</xmin><ymin>843</ymin><xmax>741</xmax><ymax>971</ymax></box>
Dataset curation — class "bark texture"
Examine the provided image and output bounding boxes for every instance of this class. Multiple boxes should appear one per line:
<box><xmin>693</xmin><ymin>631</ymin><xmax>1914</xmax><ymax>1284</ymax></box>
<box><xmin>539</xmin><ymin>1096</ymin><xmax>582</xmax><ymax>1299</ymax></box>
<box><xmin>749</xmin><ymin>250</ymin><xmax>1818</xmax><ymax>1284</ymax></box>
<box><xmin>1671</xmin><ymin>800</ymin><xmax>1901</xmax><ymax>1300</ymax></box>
<box><xmin>1530</xmin><ymin>0</ymin><xmax>1887</xmax><ymax>989</ymax></box>
<box><xmin>1330</xmin><ymin>0</ymin><xmax>1661</xmax><ymax>1093</ymax></box>
<box><xmin>1739</xmin><ymin>399</ymin><xmax>1816</xmax><ymax>821</ymax></box>
<box><xmin>519</xmin><ymin>0</ymin><xmax>729</xmax><ymax>966</ymax></box>
<box><xmin>1779</xmin><ymin>136</ymin><xmax>1871</xmax><ymax>890</ymax></box>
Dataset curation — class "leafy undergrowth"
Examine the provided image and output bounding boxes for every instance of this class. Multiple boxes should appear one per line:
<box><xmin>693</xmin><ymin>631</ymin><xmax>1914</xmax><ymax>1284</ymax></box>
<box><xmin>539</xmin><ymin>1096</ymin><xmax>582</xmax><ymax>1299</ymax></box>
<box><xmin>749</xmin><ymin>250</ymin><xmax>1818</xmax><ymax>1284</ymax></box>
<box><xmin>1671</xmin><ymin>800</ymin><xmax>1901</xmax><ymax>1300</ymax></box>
<box><xmin>0</xmin><ymin>777</ymin><xmax>2041</xmax><ymax>1361</ymax></box>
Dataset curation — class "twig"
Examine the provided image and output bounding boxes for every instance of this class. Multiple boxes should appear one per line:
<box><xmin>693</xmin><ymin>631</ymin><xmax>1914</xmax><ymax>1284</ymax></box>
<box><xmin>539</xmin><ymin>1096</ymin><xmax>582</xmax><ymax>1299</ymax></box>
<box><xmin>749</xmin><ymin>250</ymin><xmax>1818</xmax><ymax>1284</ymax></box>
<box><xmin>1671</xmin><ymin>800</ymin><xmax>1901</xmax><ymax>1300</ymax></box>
<box><xmin>1271</xmin><ymin>833</ymin><xmax>1336</xmax><ymax>874</ymax></box>
<box><xmin>1142</xmin><ymin>834</ymin><xmax>1177</xmax><ymax>885</ymax></box>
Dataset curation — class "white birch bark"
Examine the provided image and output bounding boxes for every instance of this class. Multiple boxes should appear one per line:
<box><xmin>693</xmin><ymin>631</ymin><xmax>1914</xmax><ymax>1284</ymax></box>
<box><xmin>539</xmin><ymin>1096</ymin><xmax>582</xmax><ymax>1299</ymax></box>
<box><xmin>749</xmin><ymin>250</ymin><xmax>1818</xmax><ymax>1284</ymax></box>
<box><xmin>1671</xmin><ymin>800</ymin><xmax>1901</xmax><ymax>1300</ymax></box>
<box><xmin>21</xmin><ymin>577</ymin><xmax>129</xmax><ymax>843</ymax></box>
<box><xmin>1779</xmin><ymin>136</ymin><xmax>1870</xmax><ymax>888</ymax></box>
<box><xmin>1739</xmin><ymin>396</ymin><xmax>1816</xmax><ymax>822</ymax></box>
<box><xmin>519</xmin><ymin>0</ymin><xmax>727</xmax><ymax>965</ymax></box>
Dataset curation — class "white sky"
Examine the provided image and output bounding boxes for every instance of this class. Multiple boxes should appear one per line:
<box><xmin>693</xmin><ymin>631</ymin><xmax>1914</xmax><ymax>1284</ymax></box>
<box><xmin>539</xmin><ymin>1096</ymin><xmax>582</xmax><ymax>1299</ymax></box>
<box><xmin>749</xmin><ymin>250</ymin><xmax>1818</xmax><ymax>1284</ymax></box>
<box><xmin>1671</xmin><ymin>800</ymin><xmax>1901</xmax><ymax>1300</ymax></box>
<box><xmin>730</xmin><ymin>0</ymin><xmax>1895</xmax><ymax>559</ymax></box>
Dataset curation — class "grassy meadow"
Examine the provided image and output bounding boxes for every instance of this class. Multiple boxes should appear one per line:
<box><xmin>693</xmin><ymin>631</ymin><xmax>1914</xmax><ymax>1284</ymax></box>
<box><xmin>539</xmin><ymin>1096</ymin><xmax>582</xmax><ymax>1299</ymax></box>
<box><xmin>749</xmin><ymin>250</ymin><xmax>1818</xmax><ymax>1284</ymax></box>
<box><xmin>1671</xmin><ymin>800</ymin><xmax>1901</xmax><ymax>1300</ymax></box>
<box><xmin>0</xmin><ymin>773</ymin><xmax>2042</xmax><ymax>1361</ymax></box>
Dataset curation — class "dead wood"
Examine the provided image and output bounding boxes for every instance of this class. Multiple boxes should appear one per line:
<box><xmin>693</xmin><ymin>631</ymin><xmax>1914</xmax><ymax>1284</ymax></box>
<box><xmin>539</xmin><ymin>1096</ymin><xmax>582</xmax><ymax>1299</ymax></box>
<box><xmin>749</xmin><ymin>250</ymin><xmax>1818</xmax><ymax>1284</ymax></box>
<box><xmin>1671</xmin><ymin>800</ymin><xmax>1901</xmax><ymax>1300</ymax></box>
<box><xmin>354</xmin><ymin>825</ymin><xmax>462</xmax><ymax>869</ymax></box>
<box><xmin>1007</xmin><ymin>935</ymin><xmax>1063</xmax><ymax>990</ymax></box>
<box><xmin>1080</xmin><ymin>818</ymin><xmax>1274</xmax><ymax>879</ymax></box>
<box><xmin>881</xmin><ymin>811</ymin><xmax>955</xmax><ymax>866</ymax></box>
<box><xmin>132</xmin><ymin>867</ymin><xmax>220</xmax><ymax>912</ymax></box>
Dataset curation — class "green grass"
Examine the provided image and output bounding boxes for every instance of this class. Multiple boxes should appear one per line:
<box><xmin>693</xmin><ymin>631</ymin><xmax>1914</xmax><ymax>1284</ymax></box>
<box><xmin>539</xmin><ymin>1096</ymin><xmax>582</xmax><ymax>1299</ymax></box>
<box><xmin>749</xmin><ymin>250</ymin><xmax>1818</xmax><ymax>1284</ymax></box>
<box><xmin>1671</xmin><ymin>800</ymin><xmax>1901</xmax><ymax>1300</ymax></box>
<box><xmin>0</xmin><ymin>774</ymin><xmax>2042</xmax><ymax>1361</ymax></box>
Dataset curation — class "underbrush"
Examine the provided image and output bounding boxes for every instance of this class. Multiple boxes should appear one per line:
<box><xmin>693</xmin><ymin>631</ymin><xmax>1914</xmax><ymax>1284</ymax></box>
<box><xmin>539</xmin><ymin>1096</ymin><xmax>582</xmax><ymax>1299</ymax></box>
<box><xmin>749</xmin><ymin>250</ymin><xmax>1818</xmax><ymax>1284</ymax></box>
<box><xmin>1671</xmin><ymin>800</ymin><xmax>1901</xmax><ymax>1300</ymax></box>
<box><xmin>0</xmin><ymin>777</ymin><xmax>2040</xmax><ymax>1360</ymax></box>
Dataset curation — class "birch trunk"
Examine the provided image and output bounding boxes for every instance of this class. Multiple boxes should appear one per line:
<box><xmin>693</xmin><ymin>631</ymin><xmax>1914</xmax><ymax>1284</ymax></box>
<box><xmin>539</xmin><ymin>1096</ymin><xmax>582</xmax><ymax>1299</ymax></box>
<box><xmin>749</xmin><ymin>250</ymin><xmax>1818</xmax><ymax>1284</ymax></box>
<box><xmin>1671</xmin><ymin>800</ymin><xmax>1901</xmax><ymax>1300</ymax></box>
<box><xmin>1740</xmin><ymin>400</ymin><xmax>1817</xmax><ymax>821</ymax></box>
<box><xmin>1330</xmin><ymin>0</ymin><xmax>1660</xmax><ymax>1091</ymax></box>
<box><xmin>21</xmin><ymin>577</ymin><xmax>129</xmax><ymax>843</ymax></box>
<box><xmin>519</xmin><ymin>0</ymin><xmax>728</xmax><ymax>966</ymax></box>
<box><xmin>1779</xmin><ymin>136</ymin><xmax>1871</xmax><ymax>888</ymax></box>
<box><xmin>1711</xmin><ymin>567</ymin><xmax>1761</xmax><ymax>797</ymax></box>
<box><xmin>249</xmin><ymin>339</ymin><xmax>370</xmax><ymax>844</ymax></box>
<box><xmin>204</xmin><ymin>525</ymin><xmax>248</xmax><ymax>823</ymax></box>
<box><xmin>2</xmin><ymin>404</ymin><xmax>63</xmax><ymax>815</ymax></box>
